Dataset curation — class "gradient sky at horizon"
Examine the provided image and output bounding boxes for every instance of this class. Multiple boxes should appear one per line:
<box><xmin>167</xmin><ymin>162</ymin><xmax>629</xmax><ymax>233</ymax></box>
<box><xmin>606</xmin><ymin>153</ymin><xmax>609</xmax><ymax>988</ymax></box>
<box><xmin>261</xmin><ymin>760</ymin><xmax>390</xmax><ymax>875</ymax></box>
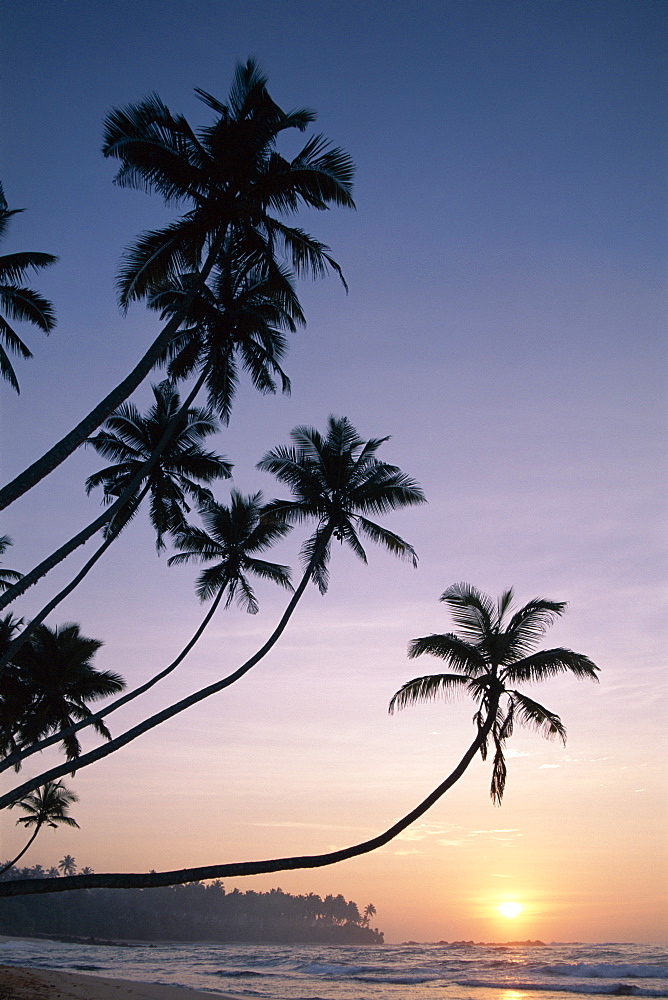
<box><xmin>1</xmin><ymin>1</ymin><xmax>666</xmax><ymax>943</ymax></box>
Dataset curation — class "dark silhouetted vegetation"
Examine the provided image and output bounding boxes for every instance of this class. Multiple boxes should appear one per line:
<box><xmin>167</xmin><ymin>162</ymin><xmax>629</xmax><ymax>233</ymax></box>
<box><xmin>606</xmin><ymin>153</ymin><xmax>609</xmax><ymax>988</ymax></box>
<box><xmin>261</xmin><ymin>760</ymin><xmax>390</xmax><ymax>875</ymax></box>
<box><xmin>0</xmin><ymin>866</ymin><xmax>383</xmax><ymax>943</ymax></box>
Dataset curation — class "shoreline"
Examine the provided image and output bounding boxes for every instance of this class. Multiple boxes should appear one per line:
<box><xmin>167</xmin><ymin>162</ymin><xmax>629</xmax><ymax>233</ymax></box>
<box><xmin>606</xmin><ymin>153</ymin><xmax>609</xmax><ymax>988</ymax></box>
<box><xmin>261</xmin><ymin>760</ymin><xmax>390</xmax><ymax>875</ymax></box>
<box><xmin>0</xmin><ymin>964</ymin><xmax>237</xmax><ymax>999</ymax></box>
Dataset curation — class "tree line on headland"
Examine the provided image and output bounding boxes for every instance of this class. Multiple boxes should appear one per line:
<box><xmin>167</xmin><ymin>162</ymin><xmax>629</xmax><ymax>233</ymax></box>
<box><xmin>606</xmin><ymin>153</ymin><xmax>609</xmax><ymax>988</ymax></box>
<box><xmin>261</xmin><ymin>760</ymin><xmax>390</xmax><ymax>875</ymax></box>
<box><xmin>0</xmin><ymin>865</ymin><xmax>383</xmax><ymax>943</ymax></box>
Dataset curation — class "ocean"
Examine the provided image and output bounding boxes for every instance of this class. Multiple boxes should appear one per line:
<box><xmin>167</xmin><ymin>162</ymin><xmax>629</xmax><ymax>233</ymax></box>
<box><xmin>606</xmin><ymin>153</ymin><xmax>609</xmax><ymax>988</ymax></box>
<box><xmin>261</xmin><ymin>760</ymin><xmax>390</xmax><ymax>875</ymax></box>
<box><xmin>1</xmin><ymin>937</ymin><xmax>666</xmax><ymax>1000</ymax></box>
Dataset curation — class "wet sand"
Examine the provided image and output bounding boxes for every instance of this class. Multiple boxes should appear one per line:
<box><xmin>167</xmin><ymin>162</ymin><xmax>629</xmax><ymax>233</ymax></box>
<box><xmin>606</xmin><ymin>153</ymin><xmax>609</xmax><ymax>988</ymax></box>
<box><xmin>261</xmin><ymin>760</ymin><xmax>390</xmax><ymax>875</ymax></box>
<box><xmin>0</xmin><ymin>964</ymin><xmax>237</xmax><ymax>1000</ymax></box>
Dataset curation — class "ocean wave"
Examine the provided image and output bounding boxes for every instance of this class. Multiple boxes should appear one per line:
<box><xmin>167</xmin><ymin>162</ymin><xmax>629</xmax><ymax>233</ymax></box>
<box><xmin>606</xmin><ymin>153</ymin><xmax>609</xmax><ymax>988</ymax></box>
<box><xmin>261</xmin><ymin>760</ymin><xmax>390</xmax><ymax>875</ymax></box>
<box><xmin>543</xmin><ymin>964</ymin><xmax>668</xmax><ymax>980</ymax></box>
<box><xmin>214</xmin><ymin>968</ymin><xmax>265</xmax><ymax>977</ymax></box>
<box><xmin>456</xmin><ymin>977</ymin><xmax>668</xmax><ymax>997</ymax></box>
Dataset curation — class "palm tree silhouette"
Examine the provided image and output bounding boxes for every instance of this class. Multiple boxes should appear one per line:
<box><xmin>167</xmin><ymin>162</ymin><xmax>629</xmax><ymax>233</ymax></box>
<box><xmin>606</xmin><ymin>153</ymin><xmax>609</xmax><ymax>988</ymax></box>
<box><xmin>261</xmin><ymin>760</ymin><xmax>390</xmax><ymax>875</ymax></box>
<box><xmin>0</xmin><ymin>182</ymin><xmax>57</xmax><ymax>393</ymax></box>
<box><xmin>2</xmin><ymin>622</ymin><xmax>124</xmax><ymax>762</ymax></box>
<box><xmin>168</xmin><ymin>490</ymin><xmax>293</xmax><ymax>614</ymax></box>
<box><xmin>0</xmin><ymin>781</ymin><xmax>78</xmax><ymax>874</ymax></box>
<box><xmin>86</xmin><ymin>380</ymin><xmax>231</xmax><ymax>550</ymax></box>
<box><xmin>389</xmin><ymin>583</ymin><xmax>600</xmax><ymax>803</ymax></box>
<box><xmin>0</xmin><ymin>588</ymin><xmax>600</xmax><ymax>895</ymax></box>
<box><xmin>147</xmin><ymin>259</ymin><xmax>299</xmax><ymax>424</ymax></box>
<box><xmin>0</xmin><ymin>535</ymin><xmax>21</xmax><ymax>592</ymax></box>
<box><xmin>1</xmin><ymin>492</ymin><xmax>291</xmax><ymax>775</ymax></box>
<box><xmin>0</xmin><ymin>418</ymin><xmax>423</xmax><ymax>802</ymax></box>
<box><xmin>58</xmin><ymin>854</ymin><xmax>77</xmax><ymax>876</ymax></box>
<box><xmin>1</xmin><ymin>58</ymin><xmax>354</xmax><ymax>510</ymax></box>
<box><xmin>258</xmin><ymin>415</ymin><xmax>426</xmax><ymax>595</ymax></box>
<box><xmin>363</xmin><ymin>903</ymin><xmax>376</xmax><ymax>926</ymax></box>
<box><xmin>0</xmin><ymin>382</ymin><xmax>231</xmax><ymax>665</ymax></box>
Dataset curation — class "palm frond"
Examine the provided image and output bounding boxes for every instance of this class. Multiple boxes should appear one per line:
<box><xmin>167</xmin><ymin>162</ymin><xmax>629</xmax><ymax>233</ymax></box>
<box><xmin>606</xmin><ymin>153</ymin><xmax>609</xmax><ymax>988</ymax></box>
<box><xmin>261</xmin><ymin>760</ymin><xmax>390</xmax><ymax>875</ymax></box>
<box><xmin>502</xmin><ymin>647</ymin><xmax>600</xmax><ymax>684</ymax></box>
<box><xmin>510</xmin><ymin>690</ymin><xmax>567</xmax><ymax>743</ymax></box>
<box><xmin>389</xmin><ymin>673</ymin><xmax>473</xmax><ymax>713</ymax></box>
<box><xmin>407</xmin><ymin>632</ymin><xmax>488</xmax><ymax>674</ymax></box>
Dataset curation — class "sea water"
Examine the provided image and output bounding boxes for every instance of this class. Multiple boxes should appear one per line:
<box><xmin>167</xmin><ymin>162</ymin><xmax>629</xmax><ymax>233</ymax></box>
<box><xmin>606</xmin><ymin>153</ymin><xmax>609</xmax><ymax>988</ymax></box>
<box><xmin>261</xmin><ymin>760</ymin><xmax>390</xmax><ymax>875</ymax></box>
<box><xmin>1</xmin><ymin>938</ymin><xmax>667</xmax><ymax>1000</ymax></box>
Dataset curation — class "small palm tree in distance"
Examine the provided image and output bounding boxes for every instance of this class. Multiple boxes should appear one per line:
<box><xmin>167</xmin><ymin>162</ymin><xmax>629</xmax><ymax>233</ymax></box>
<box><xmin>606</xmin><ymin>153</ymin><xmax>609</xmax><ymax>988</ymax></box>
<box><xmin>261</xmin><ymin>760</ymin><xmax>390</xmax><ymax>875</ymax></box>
<box><xmin>390</xmin><ymin>583</ymin><xmax>600</xmax><ymax>803</ymax></box>
<box><xmin>58</xmin><ymin>854</ymin><xmax>77</xmax><ymax>876</ymax></box>
<box><xmin>0</xmin><ymin>780</ymin><xmax>78</xmax><ymax>874</ymax></box>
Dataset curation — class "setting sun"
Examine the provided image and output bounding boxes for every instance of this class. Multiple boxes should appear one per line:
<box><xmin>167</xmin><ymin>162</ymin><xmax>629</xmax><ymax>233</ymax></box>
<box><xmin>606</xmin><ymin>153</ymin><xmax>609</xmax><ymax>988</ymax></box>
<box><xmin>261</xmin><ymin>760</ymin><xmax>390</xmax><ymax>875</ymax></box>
<box><xmin>498</xmin><ymin>902</ymin><xmax>523</xmax><ymax>919</ymax></box>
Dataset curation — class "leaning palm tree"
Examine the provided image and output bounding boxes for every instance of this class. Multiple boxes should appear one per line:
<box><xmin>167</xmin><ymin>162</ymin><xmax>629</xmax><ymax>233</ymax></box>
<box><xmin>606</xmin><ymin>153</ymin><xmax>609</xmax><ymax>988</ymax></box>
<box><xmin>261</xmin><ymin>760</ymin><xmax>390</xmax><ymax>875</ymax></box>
<box><xmin>389</xmin><ymin>583</ymin><xmax>600</xmax><ymax>803</ymax></box>
<box><xmin>0</xmin><ymin>181</ymin><xmax>57</xmax><ymax>393</ymax></box>
<box><xmin>0</xmin><ymin>781</ymin><xmax>78</xmax><ymax>874</ymax></box>
<box><xmin>258</xmin><ymin>415</ymin><xmax>426</xmax><ymax>595</ymax></box>
<box><xmin>148</xmin><ymin>258</ymin><xmax>300</xmax><ymax>424</ymax></box>
<box><xmin>0</xmin><ymin>492</ymin><xmax>292</xmax><ymax>775</ymax></box>
<box><xmin>2</xmin><ymin>622</ymin><xmax>125</xmax><ymax>762</ymax></box>
<box><xmin>0</xmin><ymin>382</ymin><xmax>231</xmax><ymax>668</ymax></box>
<box><xmin>0</xmin><ymin>535</ymin><xmax>21</xmax><ymax>592</ymax></box>
<box><xmin>0</xmin><ymin>588</ymin><xmax>600</xmax><ymax>896</ymax></box>
<box><xmin>86</xmin><ymin>380</ymin><xmax>231</xmax><ymax>550</ymax></box>
<box><xmin>0</xmin><ymin>417</ymin><xmax>423</xmax><ymax>805</ymax></box>
<box><xmin>168</xmin><ymin>490</ymin><xmax>293</xmax><ymax>614</ymax></box>
<box><xmin>1</xmin><ymin>58</ymin><xmax>354</xmax><ymax>510</ymax></box>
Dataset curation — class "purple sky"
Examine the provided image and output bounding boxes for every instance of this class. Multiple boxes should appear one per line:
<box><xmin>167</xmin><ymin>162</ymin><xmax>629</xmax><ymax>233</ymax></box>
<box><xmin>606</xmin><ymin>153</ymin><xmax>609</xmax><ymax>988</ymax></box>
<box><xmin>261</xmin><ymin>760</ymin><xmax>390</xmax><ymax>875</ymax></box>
<box><xmin>1</xmin><ymin>1</ymin><xmax>666</xmax><ymax>942</ymax></box>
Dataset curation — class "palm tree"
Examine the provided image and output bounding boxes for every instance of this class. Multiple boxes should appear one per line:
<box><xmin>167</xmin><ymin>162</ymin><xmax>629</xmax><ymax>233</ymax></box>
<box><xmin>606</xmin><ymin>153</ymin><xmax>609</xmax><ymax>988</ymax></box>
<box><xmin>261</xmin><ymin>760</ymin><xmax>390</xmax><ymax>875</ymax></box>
<box><xmin>1</xmin><ymin>622</ymin><xmax>125</xmax><ymax>762</ymax></box>
<box><xmin>0</xmin><ymin>581</ymin><xmax>600</xmax><ymax>894</ymax></box>
<box><xmin>0</xmin><ymin>781</ymin><xmax>78</xmax><ymax>874</ymax></box>
<box><xmin>168</xmin><ymin>490</ymin><xmax>293</xmax><ymax>614</ymax></box>
<box><xmin>0</xmin><ymin>381</ymin><xmax>231</xmax><ymax>662</ymax></box>
<box><xmin>363</xmin><ymin>902</ymin><xmax>376</xmax><ymax>926</ymax></box>
<box><xmin>0</xmin><ymin>181</ymin><xmax>57</xmax><ymax>393</ymax></box>
<box><xmin>0</xmin><ymin>417</ymin><xmax>423</xmax><ymax>804</ymax></box>
<box><xmin>148</xmin><ymin>258</ymin><xmax>299</xmax><ymax>424</ymax></box>
<box><xmin>0</xmin><ymin>492</ymin><xmax>292</xmax><ymax>775</ymax></box>
<box><xmin>0</xmin><ymin>536</ymin><xmax>21</xmax><ymax>592</ymax></box>
<box><xmin>58</xmin><ymin>854</ymin><xmax>77</xmax><ymax>876</ymax></box>
<box><xmin>86</xmin><ymin>380</ymin><xmax>231</xmax><ymax>550</ymax></box>
<box><xmin>257</xmin><ymin>415</ymin><xmax>426</xmax><ymax>594</ymax></box>
<box><xmin>389</xmin><ymin>583</ymin><xmax>600</xmax><ymax>803</ymax></box>
<box><xmin>1</xmin><ymin>58</ymin><xmax>354</xmax><ymax>510</ymax></box>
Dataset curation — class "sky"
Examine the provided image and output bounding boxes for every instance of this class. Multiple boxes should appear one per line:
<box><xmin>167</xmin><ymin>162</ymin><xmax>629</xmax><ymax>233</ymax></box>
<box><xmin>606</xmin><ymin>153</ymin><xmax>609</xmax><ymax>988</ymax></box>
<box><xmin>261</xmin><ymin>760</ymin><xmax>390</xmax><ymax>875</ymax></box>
<box><xmin>1</xmin><ymin>0</ymin><xmax>666</xmax><ymax>944</ymax></box>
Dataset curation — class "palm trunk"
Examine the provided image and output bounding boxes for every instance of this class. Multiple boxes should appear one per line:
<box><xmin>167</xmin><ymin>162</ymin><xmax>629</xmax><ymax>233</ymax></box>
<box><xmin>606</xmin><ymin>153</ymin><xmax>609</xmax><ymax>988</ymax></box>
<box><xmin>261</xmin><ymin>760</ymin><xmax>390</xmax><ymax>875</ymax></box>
<box><xmin>0</xmin><ymin>525</ymin><xmax>335</xmax><ymax>808</ymax></box>
<box><xmin>0</xmin><ymin>482</ymin><xmax>153</xmax><ymax>671</ymax></box>
<box><xmin>0</xmin><ymin>370</ymin><xmax>208</xmax><ymax>617</ymax></box>
<box><xmin>0</xmin><ymin>236</ymin><xmax>224</xmax><ymax>512</ymax></box>
<box><xmin>0</xmin><ymin>580</ymin><xmax>229</xmax><ymax>774</ymax></box>
<box><xmin>0</xmin><ymin>823</ymin><xmax>41</xmax><ymax>875</ymax></box>
<box><xmin>0</xmin><ymin>703</ymin><xmax>498</xmax><ymax>895</ymax></box>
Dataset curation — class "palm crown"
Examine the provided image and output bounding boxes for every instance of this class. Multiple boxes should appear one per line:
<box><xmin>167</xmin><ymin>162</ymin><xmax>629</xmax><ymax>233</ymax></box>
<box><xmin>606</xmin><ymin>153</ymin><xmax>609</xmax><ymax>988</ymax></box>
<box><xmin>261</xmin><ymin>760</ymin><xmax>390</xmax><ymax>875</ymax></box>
<box><xmin>0</xmin><ymin>181</ymin><xmax>57</xmax><ymax>392</ymax></box>
<box><xmin>86</xmin><ymin>380</ymin><xmax>232</xmax><ymax>549</ymax></box>
<box><xmin>258</xmin><ymin>416</ymin><xmax>426</xmax><ymax>593</ymax></box>
<box><xmin>147</xmin><ymin>257</ymin><xmax>300</xmax><ymax>423</ymax></box>
<box><xmin>0</xmin><ymin>535</ymin><xmax>22</xmax><ymax>593</ymax></box>
<box><xmin>390</xmin><ymin>583</ymin><xmax>600</xmax><ymax>803</ymax></box>
<box><xmin>1</xmin><ymin>623</ymin><xmax>125</xmax><ymax>761</ymax></box>
<box><xmin>168</xmin><ymin>490</ymin><xmax>293</xmax><ymax>614</ymax></box>
<box><xmin>102</xmin><ymin>58</ymin><xmax>355</xmax><ymax>308</ymax></box>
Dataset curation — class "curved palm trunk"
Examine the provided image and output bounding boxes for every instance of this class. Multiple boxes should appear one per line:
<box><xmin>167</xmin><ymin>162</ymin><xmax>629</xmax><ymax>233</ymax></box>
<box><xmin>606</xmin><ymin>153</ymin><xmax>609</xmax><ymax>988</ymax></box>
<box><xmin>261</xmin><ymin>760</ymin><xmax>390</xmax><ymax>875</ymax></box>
<box><xmin>0</xmin><ymin>482</ymin><xmax>154</xmax><ymax>672</ymax></box>
<box><xmin>0</xmin><ymin>525</ymin><xmax>335</xmax><ymax>807</ymax></box>
<box><xmin>0</xmin><ymin>823</ymin><xmax>41</xmax><ymax>875</ymax></box>
<box><xmin>0</xmin><ymin>371</ymin><xmax>208</xmax><ymax>618</ymax></box>
<box><xmin>0</xmin><ymin>704</ymin><xmax>497</xmax><ymax>896</ymax></box>
<box><xmin>0</xmin><ymin>238</ymin><xmax>224</xmax><ymax>512</ymax></box>
<box><xmin>0</xmin><ymin>581</ymin><xmax>229</xmax><ymax>773</ymax></box>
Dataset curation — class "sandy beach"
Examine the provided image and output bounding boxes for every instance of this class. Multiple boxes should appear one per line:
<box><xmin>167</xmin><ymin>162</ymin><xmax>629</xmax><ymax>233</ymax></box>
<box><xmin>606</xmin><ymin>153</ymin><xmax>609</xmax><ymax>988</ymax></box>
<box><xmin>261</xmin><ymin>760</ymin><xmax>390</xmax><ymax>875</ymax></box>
<box><xmin>0</xmin><ymin>965</ymin><xmax>237</xmax><ymax>1000</ymax></box>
